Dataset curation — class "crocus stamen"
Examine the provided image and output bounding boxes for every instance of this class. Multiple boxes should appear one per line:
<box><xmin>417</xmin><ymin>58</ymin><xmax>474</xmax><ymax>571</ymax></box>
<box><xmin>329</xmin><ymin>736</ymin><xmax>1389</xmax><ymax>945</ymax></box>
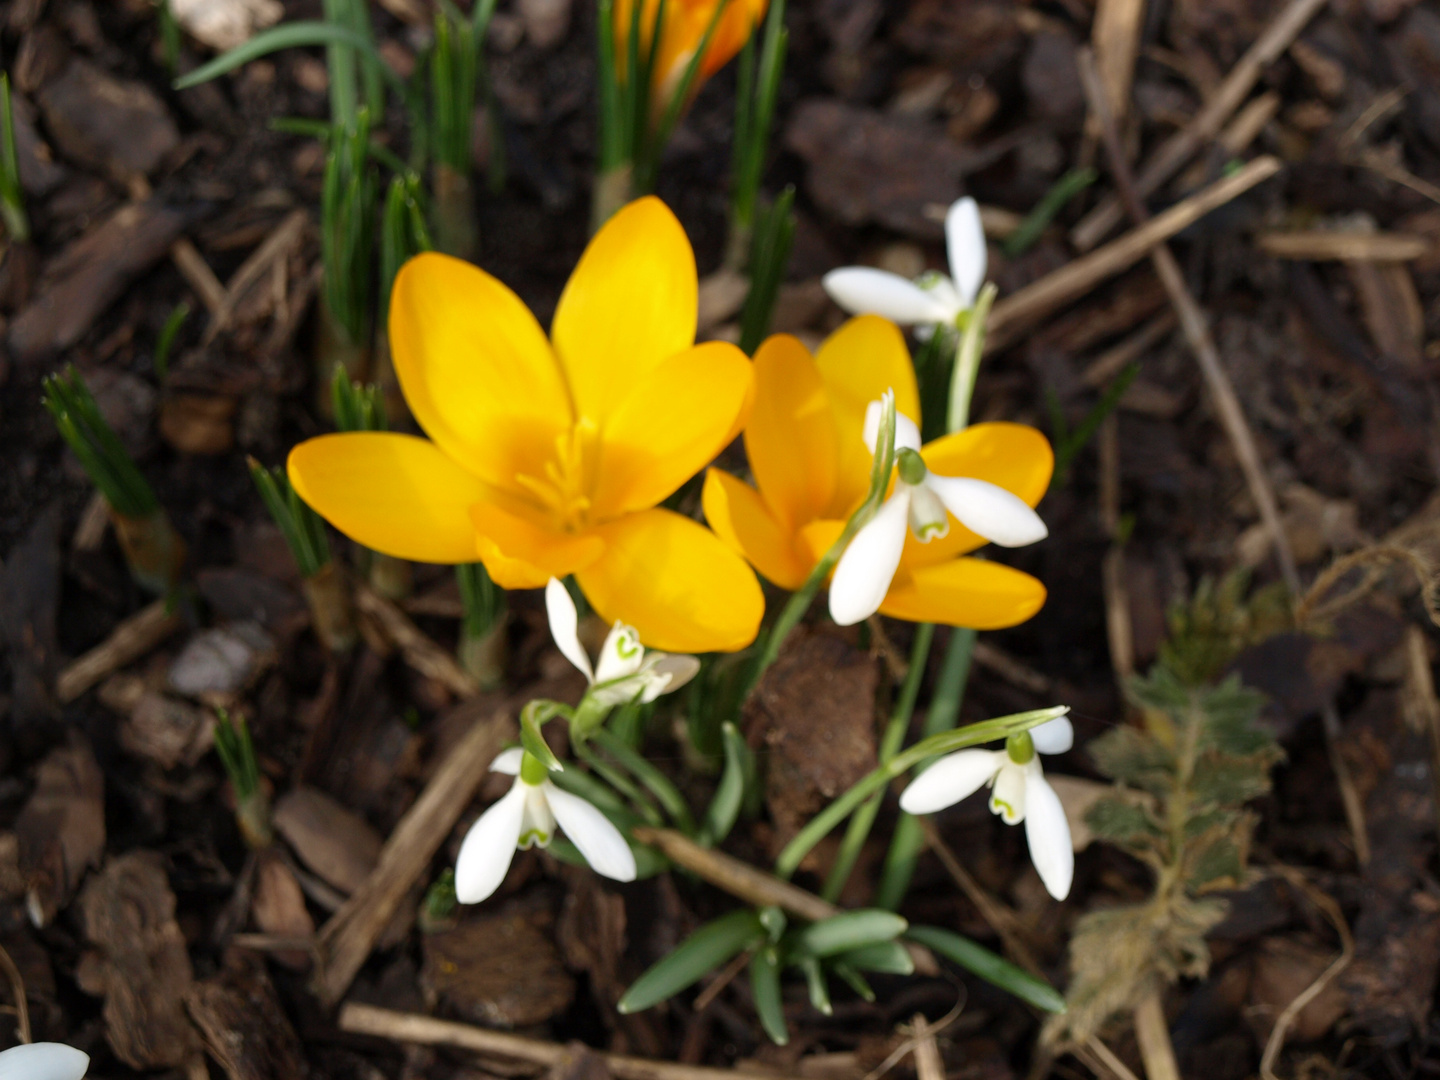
<box><xmin>515</xmin><ymin>420</ymin><xmax>600</xmax><ymax>532</ymax></box>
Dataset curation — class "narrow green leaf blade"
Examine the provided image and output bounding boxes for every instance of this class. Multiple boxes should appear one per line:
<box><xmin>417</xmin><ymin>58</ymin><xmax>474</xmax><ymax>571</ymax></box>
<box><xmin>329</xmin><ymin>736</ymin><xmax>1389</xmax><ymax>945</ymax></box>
<box><xmin>750</xmin><ymin>946</ymin><xmax>789</xmax><ymax>1045</ymax></box>
<box><xmin>794</xmin><ymin>910</ymin><xmax>907</xmax><ymax>959</ymax></box>
<box><xmin>905</xmin><ymin>925</ymin><xmax>1066</xmax><ymax>1014</ymax></box>
<box><xmin>618</xmin><ymin>909</ymin><xmax>764</xmax><ymax>1014</ymax></box>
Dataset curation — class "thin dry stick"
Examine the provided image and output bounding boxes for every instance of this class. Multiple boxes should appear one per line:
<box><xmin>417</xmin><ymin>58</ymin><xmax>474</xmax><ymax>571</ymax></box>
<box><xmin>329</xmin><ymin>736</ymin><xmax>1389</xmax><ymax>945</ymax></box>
<box><xmin>631</xmin><ymin>827</ymin><xmax>838</xmax><ymax>923</ymax></box>
<box><xmin>1297</xmin><ymin>544</ymin><xmax>1440</xmax><ymax>629</ymax></box>
<box><xmin>341</xmin><ymin>1003</ymin><xmax>793</xmax><ymax>1080</ymax></box>
<box><xmin>859</xmin><ymin>1002</ymin><xmax>966</xmax><ymax>1080</ymax></box>
<box><xmin>1079</xmin><ymin>1036</ymin><xmax>1145</xmax><ymax>1080</ymax></box>
<box><xmin>1131</xmin><ymin>988</ymin><xmax>1180</xmax><ymax>1080</ymax></box>
<box><xmin>203</xmin><ymin>209</ymin><xmax>309</xmax><ymax>344</ymax></box>
<box><xmin>313</xmin><ymin>708</ymin><xmax>513</xmax><ymax>1006</ymax></box>
<box><xmin>0</xmin><ymin>942</ymin><xmax>31</xmax><ymax>1045</ymax></box>
<box><xmin>916</xmin><ymin>817</ymin><xmax>1044</xmax><ymax>977</ymax></box>
<box><xmin>1071</xmin><ymin>0</ymin><xmax>1328</xmax><ymax>251</ymax></box>
<box><xmin>1083</xmin><ymin>0</ymin><xmax>1147</xmax><ymax>157</ymax></box>
<box><xmin>170</xmin><ymin>238</ymin><xmax>227</xmax><ymax>314</ymax></box>
<box><xmin>986</xmin><ymin>157</ymin><xmax>1280</xmax><ymax>352</ymax></box>
<box><xmin>56</xmin><ymin>599</ymin><xmax>184</xmax><ymax>703</ymax></box>
<box><xmin>690</xmin><ymin>949</ymin><xmax>751</xmax><ymax>1013</ymax></box>
<box><xmin>1402</xmin><ymin>626</ymin><xmax>1440</xmax><ymax>852</ymax></box>
<box><xmin>354</xmin><ymin>582</ymin><xmax>481</xmax><ymax>698</ymax></box>
<box><xmin>1076</xmin><ymin>48</ymin><xmax>1299</xmax><ymax>596</ymax></box>
<box><xmin>1099</xmin><ymin>415</ymin><xmax>1138</xmax><ymax>716</ymax></box>
<box><xmin>1259</xmin><ymin>867</ymin><xmax>1353</xmax><ymax>1080</ymax></box>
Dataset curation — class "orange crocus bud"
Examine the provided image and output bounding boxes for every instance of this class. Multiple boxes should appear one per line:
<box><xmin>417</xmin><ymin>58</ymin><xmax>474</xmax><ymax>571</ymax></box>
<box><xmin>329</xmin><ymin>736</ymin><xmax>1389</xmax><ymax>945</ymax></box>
<box><xmin>614</xmin><ymin>0</ymin><xmax>768</xmax><ymax>119</ymax></box>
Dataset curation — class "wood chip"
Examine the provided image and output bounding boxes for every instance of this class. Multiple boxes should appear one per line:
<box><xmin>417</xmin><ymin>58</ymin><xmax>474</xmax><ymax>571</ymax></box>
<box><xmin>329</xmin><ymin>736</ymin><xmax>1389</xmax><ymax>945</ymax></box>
<box><xmin>56</xmin><ymin>599</ymin><xmax>184</xmax><ymax>704</ymax></box>
<box><xmin>16</xmin><ymin>736</ymin><xmax>105</xmax><ymax>926</ymax></box>
<box><xmin>1257</xmin><ymin>231</ymin><xmax>1432</xmax><ymax>261</ymax></box>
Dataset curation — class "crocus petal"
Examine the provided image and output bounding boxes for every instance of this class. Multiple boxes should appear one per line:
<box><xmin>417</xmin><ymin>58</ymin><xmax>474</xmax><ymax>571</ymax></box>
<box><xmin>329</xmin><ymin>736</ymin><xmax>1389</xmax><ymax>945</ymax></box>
<box><xmin>577</xmin><ymin>508</ymin><xmax>764</xmax><ymax>653</ymax></box>
<box><xmin>702</xmin><ymin>468</ymin><xmax>811</xmax><ymax>590</ymax></box>
<box><xmin>863</xmin><ymin>399</ymin><xmax>923</xmax><ymax>455</ymax></box>
<box><xmin>469</xmin><ymin>502</ymin><xmax>606</xmax><ymax>589</ymax></box>
<box><xmin>545</xmin><ymin>578</ymin><xmax>593</xmax><ymax>683</ymax></box>
<box><xmin>745</xmin><ymin>334</ymin><xmax>840</xmax><ymax>530</ymax></box>
<box><xmin>491</xmin><ymin>746</ymin><xmax>525</xmax><ymax>774</ymax></box>
<box><xmin>814</xmin><ymin>317</ymin><xmax>922</xmax><ymax>511</ymax></box>
<box><xmin>822</xmin><ymin>267</ymin><xmax>955</xmax><ymax>325</ymax></box>
<box><xmin>924</xmin><ymin>475</ymin><xmax>1048</xmax><ymax>548</ymax></box>
<box><xmin>551</xmin><ymin>197</ymin><xmax>697</xmax><ymax>426</ymax></box>
<box><xmin>989</xmin><ymin>760</ymin><xmax>1027</xmax><ymax>824</ymax></box>
<box><xmin>593</xmin><ymin>341</ymin><xmax>754</xmax><ymax>518</ymax></box>
<box><xmin>455</xmin><ymin>780</ymin><xmax>527</xmax><ymax>903</ymax></box>
<box><xmin>1023</xmin><ymin>765</ymin><xmax>1074</xmax><ymax>901</ymax></box>
<box><xmin>828</xmin><ymin>490</ymin><xmax>911</xmax><ymax>626</ymax></box>
<box><xmin>0</xmin><ymin>1043</ymin><xmax>90</xmax><ymax>1080</ymax></box>
<box><xmin>545</xmin><ymin>783</ymin><xmax>637</xmax><ymax>882</ymax></box>
<box><xmin>595</xmin><ymin>623</ymin><xmax>646</xmax><ymax>684</ymax></box>
<box><xmin>899</xmin><ymin>749</ymin><xmax>1004</xmax><ymax>815</ymax></box>
<box><xmin>390</xmin><ymin>253</ymin><xmax>573</xmax><ymax>494</ymax></box>
<box><xmin>879</xmin><ymin>558</ymin><xmax>1046</xmax><ymax>629</ymax></box>
<box><xmin>1029</xmin><ymin>716</ymin><xmax>1074</xmax><ymax>756</ymax></box>
<box><xmin>288</xmin><ymin>433</ymin><xmax>489</xmax><ymax>564</ymax></box>
<box><xmin>945</xmin><ymin>197</ymin><xmax>987</xmax><ymax>309</ymax></box>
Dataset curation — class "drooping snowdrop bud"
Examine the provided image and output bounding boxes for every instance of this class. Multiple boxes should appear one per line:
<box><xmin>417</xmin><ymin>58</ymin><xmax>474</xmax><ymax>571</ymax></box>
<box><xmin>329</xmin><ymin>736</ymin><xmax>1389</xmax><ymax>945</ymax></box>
<box><xmin>455</xmin><ymin>747</ymin><xmax>637</xmax><ymax>904</ymax></box>
<box><xmin>828</xmin><ymin>399</ymin><xmax>1048</xmax><ymax>626</ymax></box>
<box><xmin>823</xmin><ymin>197</ymin><xmax>987</xmax><ymax>331</ymax></box>
<box><xmin>900</xmin><ymin>715</ymin><xmax>1075</xmax><ymax>900</ymax></box>
<box><xmin>0</xmin><ymin>1042</ymin><xmax>90</xmax><ymax>1080</ymax></box>
<box><xmin>546</xmin><ymin>579</ymin><xmax>701</xmax><ymax>708</ymax></box>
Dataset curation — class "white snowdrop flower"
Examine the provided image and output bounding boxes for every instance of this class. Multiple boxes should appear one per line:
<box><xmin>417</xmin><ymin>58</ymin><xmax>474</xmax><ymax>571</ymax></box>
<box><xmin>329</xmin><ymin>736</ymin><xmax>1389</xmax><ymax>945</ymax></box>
<box><xmin>827</xmin><ymin>398</ymin><xmax>1048</xmax><ymax>626</ymax></box>
<box><xmin>546</xmin><ymin>579</ymin><xmax>701</xmax><ymax>708</ymax></box>
<box><xmin>455</xmin><ymin>746</ymin><xmax>637</xmax><ymax>904</ymax></box>
<box><xmin>900</xmin><ymin>716</ymin><xmax>1075</xmax><ymax>900</ymax></box>
<box><xmin>822</xmin><ymin>197</ymin><xmax>987</xmax><ymax>331</ymax></box>
<box><xmin>0</xmin><ymin>1042</ymin><xmax>90</xmax><ymax>1080</ymax></box>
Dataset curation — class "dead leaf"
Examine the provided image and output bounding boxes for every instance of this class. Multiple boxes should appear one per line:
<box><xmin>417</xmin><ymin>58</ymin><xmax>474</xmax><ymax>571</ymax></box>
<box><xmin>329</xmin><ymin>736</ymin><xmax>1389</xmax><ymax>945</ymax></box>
<box><xmin>170</xmin><ymin>0</ymin><xmax>283</xmax><ymax>51</ymax></box>
<box><xmin>16</xmin><ymin>735</ymin><xmax>105</xmax><ymax>926</ymax></box>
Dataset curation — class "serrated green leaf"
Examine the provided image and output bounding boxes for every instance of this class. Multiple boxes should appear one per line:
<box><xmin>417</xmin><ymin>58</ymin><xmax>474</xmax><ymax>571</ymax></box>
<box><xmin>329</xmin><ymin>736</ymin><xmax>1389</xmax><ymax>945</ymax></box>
<box><xmin>1128</xmin><ymin>666</ymin><xmax>1192</xmax><ymax>714</ymax></box>
<box><xmin>618</xmin><ymin>910</ymin><xmax>764</xmax><ymax>1013</ymax></box>
<box><xmin>1087</xmin><ymin>727</ymin><xmax>1174</xmax><ymax>792</ymax></box>
<box><xmin>1197</xmin><ymin>676</ymin><xmax>1276</xmax><ymax>758</ymax></box>
<box><xmin>906</xmin><ymin>925</ymin><xmax>1066</xmax><ymax>1013</ymax></box>
<box><xmin>1182</xmin><ymin>806</ymin><xmax>1238</xmax><ymax>839</ymax></box>
<box><xmin>750</xmin><ymin>946</ymin><xmax>789</xmax><ymax>1044</ymax></box>
<box><xmin>793</xmin><ymin>910</ymin><xmax>907</xmax><ymax>959</ymax></box>
<box><xmin>1189</xmin><ymin>754</ymin><xmax>1272</xmax><ymax>808</ymax></box>
<box><xmin>1184</xmin><ymin>834</ymin><xmax>1246</xmax><ymax>892</ymax></box>
<box><xmin>1085</xmin><ymin>794</ymin><xmax>1162</xmax><ymax>845</ymax></box>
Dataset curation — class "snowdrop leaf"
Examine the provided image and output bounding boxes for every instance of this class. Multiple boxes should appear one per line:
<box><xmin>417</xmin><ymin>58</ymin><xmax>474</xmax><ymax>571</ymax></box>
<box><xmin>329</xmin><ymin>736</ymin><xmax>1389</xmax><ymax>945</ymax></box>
<box><xmin>794</xmin><ymin>909</ymin><xmax>907</xmax><ymax>958</ymax></box>
<box><xmin>907</xmin><ymin>925</ymin><xmax>1066</xmax><ymax>1014</ymax></box>
<box><xmin>618</xmin><ymin>909</ymin><xmax>765</xmax><ymax>1013</ymax></box>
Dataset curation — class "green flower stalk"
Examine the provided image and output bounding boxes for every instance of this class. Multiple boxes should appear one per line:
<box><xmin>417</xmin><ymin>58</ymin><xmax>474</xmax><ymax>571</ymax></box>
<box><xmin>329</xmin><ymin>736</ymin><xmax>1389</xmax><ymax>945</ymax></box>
<box><xmin>428</xmin><ymin>0</ymin><xmax>498</xmax><ymax>258</ymax></box>
<box><xmin>43</xmin><ymin>367</ymin><xmax>185</xmax><ymax>594</ymax></box>
<box><xmin>725</xmin><ymin>0</ymin><xmax>786</xmax><ymax>272</ymax></box>
<box><xmin>248</xmin><ymin>458</ymin><xmax>356</xmax><ymax>652</ymax></box>
<box><xmin>457</xmin><ymin>561</ymin><xmax>507</xmax><ymax>689</ymax></box>
<box><xmin>318</xmin><ymin>112</ymin><xmax>378</xmax><ymax>401</ymax></box>
<box><xmin>0</xmin><ymin>73</ymin><xmax>29</xmax><ymax>243</ymax></box>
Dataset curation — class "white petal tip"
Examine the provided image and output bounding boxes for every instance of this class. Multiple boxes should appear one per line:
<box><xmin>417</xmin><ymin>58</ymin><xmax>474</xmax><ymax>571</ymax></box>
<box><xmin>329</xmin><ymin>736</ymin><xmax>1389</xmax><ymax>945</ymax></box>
<box><xmin>0</xmin><ymin>1042</ymin><xmax>90</xmax><ymax>1080</ymax></box>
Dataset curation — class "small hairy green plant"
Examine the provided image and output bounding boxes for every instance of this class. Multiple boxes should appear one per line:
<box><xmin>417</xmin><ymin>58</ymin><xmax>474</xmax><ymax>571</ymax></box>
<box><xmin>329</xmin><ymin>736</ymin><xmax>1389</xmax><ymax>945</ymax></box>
<box><xmin>1048</xmin><ymin>583</ymin><xmax>1284</xmax><ymax>1044</ymax></box>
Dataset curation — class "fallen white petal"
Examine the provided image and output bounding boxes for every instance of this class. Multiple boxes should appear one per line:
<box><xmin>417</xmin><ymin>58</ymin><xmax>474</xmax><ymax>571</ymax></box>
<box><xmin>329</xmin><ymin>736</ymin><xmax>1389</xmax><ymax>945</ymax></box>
<box><xmin>490</xmin><ymin>746</ymin><xmax>524</xmax><ymax>775</ymax></box>
<box><xmin>546</xmin><ymin>578</ymin><xmax>594</xmax><ymax>683</ymax></box>
<box><xmin>1023</xmin><ymin>765</ymin><xmax>1074</xmax><ymax>901</ymax></box>
<box><xmin>989</xmin><ymin>760</ymin><xmax>1028</xmax><ymax>825</ymax></box>
<box><xmin>828</xmin><ymin>490</ymin><xmax>911</xmax><ymax>626</ymax></box>
<box><xmin>545</xmin><ymin>784</ymin><xmax>637</xmax><ymax>882</ymax></box>
<box><xmin>899</xmin><ymin>749</ymin><xmax>1003</xmax><ymax>815</ymax></box>
<box><xmin>1029</xmin><ymin>715</ymin><xmax>1074</xmax><ymax>756</ymax></box>
<box><xmin>0</xmin><ymin>1043</ymin><xmax>90</xmax><ymax>1080</ymax></box>
<box><xmin>455</xmin><ymin>780</ymin><xmax>527</xmax><ymax>903</ymax></box>
<box><xmin>863</xmin><ymin>399</ymin><xmax>923</xmax><ymax>455</ymax></box>
<box><xmin>594</xmin><ymin>622</ymin><xmax>646</xmax><ymax>685</ymax></box>
<box><xmin>925</xmin><ymin>475</ymin><xmax>1048</xmax><ymax>548</ymax></box>
<box><xmin>945</xmin><ymin>196</ymin><xmax>987</xmax><ymax>309</ymax></box>
<box><xmin>823</xmin><ymin>267</ymin><xmax>956</xmax><ymax>325</ymax></box>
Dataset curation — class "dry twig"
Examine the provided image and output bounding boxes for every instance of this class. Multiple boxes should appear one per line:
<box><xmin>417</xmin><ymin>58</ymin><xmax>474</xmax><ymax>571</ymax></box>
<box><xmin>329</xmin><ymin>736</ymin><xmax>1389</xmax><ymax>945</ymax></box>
<box><xmin>56</xmin><ymin>599</ymin><xmax>184</xmax><ymax>703</ymax></box>
<box><xmin>0</xmin><ymin>942</ymin><xmax>31</xmax><ymax>1045</ymax></box>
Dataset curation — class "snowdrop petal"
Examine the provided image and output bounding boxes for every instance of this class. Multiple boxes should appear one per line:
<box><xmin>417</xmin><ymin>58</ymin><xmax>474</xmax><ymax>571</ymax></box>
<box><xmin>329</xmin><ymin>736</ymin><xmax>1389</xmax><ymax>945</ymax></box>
<box><xmin>595</xmin><ymin>622</ymin><xmax>646</xmax><ymax>684</ymax></box>
<box><xmin>546</xmin><ymin>784</ymin><xmax>637</xmax><ymax>882</ymax></box>
<box><xmin>829</xmin><ymin>491</ymin><xmax>911</xmax><ymax>626</ymax></box>
<box><xmin>863</xmin><ymin>399</ymin><xmax>923</xmax><ymax>455</ymax></box>
<box><xmin>823</xmin><ymin>268</ymin><xmax>955</xmax><ymax>325</ymax></box>
<box><xmin>1023</xmin><ymin>765</ymin><xmax>1074</xmax><ymax>900</ymax></box>
<box><xmin>925</xmin><ymin>475</ymin><xmax>1048</xmax><ymax>548</ymax></box>
<box><xmin>1029</xmin><ymin>715</ymin><xmax>1074</xmax><ymax>756</ymax></box>
<box><xmin>545</xmin><ymin>578</ymin><xmax>593</xmax><ymax>683</ymax></box>
<box><xmin>989</xmin><ymin>760</ymin><xmax>1028</xmax><ymax>824</ymax></box>
<box><xmin>0</xmin><ymin>1043</ymin><xmax>90</xmax><ymax>1080</ymax></box>
<box><xmin>899</xmin><ymin>749</ymin><xmax>1003</xmax><ymax>815</ymax></box>
<box><xmin>455</xmin><ymin>780</ymin><xmax>527</xmax><ymax>903</ymax></box>
<box><xmin>907</xmin><ymin>483</ymin><xmax>950</xmax><ymax>542</ymax></box>
<box><xmin>490</xmin><ymin>746</ymin><xmax>525</xmax><ymax>775</ymax></box>
<box><xmin>641</xmin><ymin>653</ymin><xmax>702</xmax><ymax>702</ymax></box>
<box><xmin>945</xmin><ymin>197</ymin><xmax>987</xmax><ymax>309</ymax></box>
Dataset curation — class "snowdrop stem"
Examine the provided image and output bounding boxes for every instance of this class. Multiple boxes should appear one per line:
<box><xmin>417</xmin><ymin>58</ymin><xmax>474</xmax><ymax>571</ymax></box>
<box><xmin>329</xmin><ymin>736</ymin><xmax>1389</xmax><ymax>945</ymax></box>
<box><xmin>774</xmin><ymin>705</ymin><xmax>1069</xmax><ymax>881</ymax></box>
<box><xmin>945</xmin><ymin>282</ymin><xmax>998</xmax><ymax>434</ymax></box>
<box><xmin>589</xmin><ymin>728</ymin><xmax>697</xmax><ymax>833</ymax></box>
<box><xmin>519</xmin><ymin>700</ymin><xmax>570</xmax><ymax>773</ymax></box>
<box><xmin>745</xmin><ymin>396</ymin><xmax>900</xmax><ymax>693</ymax></box>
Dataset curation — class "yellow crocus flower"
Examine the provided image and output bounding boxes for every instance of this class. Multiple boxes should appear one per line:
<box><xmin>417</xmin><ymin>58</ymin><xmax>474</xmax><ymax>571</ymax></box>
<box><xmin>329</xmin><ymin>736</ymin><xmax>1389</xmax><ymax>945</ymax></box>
<box><xmin>288</xmin><ymin>197</ymin><xmax>764</xmax><ymax>654</ymax></box>
<box><xmin>615</xmin><ymin>0</ymin><xmax>768</xmax><ymax>115</ymax></box>
<box><xmin>702</xmin><ymin>316</ymin><xmax>1052</xmax><ymax>629</ymax></box>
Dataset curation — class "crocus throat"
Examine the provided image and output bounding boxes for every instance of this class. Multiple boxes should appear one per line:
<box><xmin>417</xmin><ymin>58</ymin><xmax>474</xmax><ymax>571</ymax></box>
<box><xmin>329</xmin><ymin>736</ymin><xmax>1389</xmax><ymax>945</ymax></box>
<box><xmin>515</xmin><ymin>419</ymin><xmax>600</xmax><ymax>532</ymax></box>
